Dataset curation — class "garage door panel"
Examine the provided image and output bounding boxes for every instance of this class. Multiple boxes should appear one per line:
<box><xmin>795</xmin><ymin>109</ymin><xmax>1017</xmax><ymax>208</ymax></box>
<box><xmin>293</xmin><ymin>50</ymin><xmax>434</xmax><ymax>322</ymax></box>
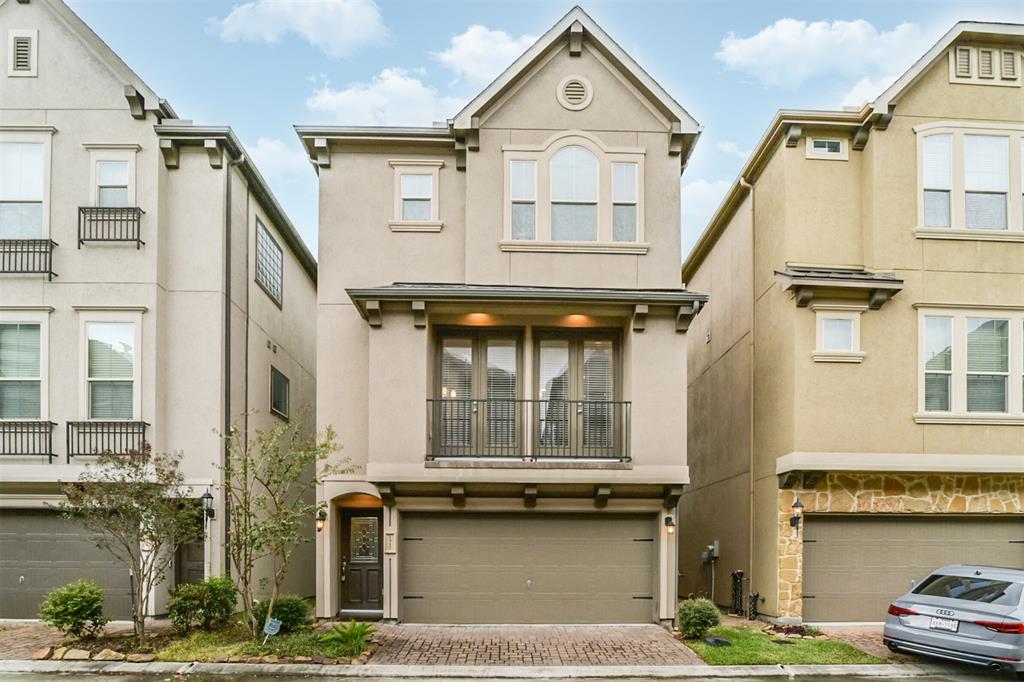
<box><xmin>803</xmin><ymin>516</ymin><xmax>1024</xmax><ymax>623</ymax></box>
<box><xmin>400</xmin><ymin>513</ymin><xmax>656</xmax><ymax>623</ymax></box>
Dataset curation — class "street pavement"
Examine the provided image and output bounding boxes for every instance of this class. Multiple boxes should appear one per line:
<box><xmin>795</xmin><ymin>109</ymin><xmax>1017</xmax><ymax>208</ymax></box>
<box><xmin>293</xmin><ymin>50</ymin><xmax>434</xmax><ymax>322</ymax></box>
<box><xmin>0</xmin><ymin>674</ymin><xmax>1008</xmax><ymax>681</ymax></box>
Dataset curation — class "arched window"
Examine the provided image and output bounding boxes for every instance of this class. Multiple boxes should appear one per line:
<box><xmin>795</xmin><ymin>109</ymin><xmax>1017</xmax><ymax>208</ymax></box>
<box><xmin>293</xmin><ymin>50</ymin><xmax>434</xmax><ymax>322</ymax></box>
<box><xmin>550</xmin><ymin>145</ymin><xmax>598</xmax><ymax>241</ymax></box>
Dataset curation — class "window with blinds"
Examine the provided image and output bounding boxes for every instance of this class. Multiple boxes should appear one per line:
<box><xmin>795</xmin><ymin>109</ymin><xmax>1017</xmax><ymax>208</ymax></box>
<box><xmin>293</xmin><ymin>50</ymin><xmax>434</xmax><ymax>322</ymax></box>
<box><xmin>612</xmin><ymin>162</ymin><xmax>637</xmax><ymax>242</ymax></box>
<box><xmin>86</xmin><ymin>322</ymin><xmax>134</xmax><ymax>420</ymax></box>
<box><xmin>96</xmin><ymin>160</ymin><xmax>129</xmax><ymax>208</ymax></box>
<box><xmin>486</xmin><ymin>339</ymin><xmax>517</xmax><ymax>447</ymax></box>
<box><xmin>966</xmin><ymin>318</ymin><xmax>1009</xmax><ymax>412</ymax></box>
<box><xmin>964</xmin><ymin>135</ymin><xmax>1008</xmax><ymax>230</ymax></box>
<box><xmin>509</xmin><ymin>160</ymin><xmax>536</xmax><ymax>240</ymax></box>
<box><xmin>550</xmin><ymin>145</ymin><xmax>598</xmax><ymax>241</ymax></box>
<box><xmin>538</xmin><ymin>339</ymin><xmax>570</xmax><ymax>447</ymax></box>
<box><xmin>0</xmin><ymin>323</ymin><xmax>41</xmax><ymax>419</ymax></box>
<box><xmin>921</xmin><ymin>134</ymin><xmax>952</xmax><ymax>228</ymax></box>
<box><xmin>0</xmin><ymin>141</ymin><xmax>44</xmax><ymax>239</ymax></box>
<box><xmin>924</xmin><ymin>316</ymin><xmax>953</xmax><ymax>412</ymax></box>
<box><xmin>255</xmin><ymin>220</ymin><xmax>284</xmax><ymax>306</ymax></box>
<box><xmin>439</xmin><ymin>337</ymin><xmax>473</xmax><ymax>446</ymax></box>
<box><xmin>400</xmin><ymin>174</ymin><xmax>432</xmax><ymax>221</ymax></box>
<box><xmin>582</xmin><ymin>339</ymin><xmax>613</xmax><ymax>447</ymax></box>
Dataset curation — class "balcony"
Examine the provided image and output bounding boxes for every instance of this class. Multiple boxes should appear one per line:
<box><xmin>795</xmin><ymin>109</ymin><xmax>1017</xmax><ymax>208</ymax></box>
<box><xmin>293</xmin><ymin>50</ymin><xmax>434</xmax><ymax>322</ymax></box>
<box><xmin>0</xmin><ymin>421</ymin><xmax>57</xmax><ymax>461</ymax></box>
<box><xmin>426</xmin><ymin>398</ymin><xmax>631</xmax><ymax>461</ymax></box>
<box><xmin>66</xmin><ymin>421</ymin><xmax>149</xmax><ymax>462</ymax></box>
<box><xmin>78</xmin><ymin>207</ymin><xmax>145</xmax><ymax>248</ymax></box>
<box><xmin>0</xmin><ymin>239</ymin><xmax>57</xmax><ymax>279</ymax></box>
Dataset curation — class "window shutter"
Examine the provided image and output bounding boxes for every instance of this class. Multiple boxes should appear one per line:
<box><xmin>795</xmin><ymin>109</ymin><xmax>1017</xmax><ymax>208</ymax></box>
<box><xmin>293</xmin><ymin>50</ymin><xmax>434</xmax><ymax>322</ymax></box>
<box><xmin>955</xmin><ymin>47</ymin><xmax>972</xmax><ymax>77</ymax></box>
<box><xmin>979</xmin><ymin>49</ymin><xmax>994</xmax><ymax>78</ymax></box>
<box><xmin>12</xmin><ymin>36</ymin><xmax>31</xmax><ymax>71</ymax></box>
<box><xmin>1002</xmin><ymin>50</ymin><xmax>1018</xmax><ymax>79</ymax></box>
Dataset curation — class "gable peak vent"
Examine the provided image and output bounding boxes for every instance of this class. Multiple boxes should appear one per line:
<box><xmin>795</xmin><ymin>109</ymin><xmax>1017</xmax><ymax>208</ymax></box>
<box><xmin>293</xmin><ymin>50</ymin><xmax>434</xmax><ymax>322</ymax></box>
<box><xmin>557</xmin><ymin>75</ymin><xmax>593</xmax><ymax>111</ymax></box>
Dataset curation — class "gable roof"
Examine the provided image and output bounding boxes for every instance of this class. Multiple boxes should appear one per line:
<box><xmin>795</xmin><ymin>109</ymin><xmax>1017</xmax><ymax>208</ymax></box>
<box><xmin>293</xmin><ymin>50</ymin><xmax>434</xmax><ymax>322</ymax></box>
<box><xmin>5</xmin><ymin>0</ymin><xmax>176</xmax><ymax>118</ymax></box>
<box><xmin>451</xmin><ymin>6</ymin><xmax>700</xmax><ymax>158</ymax></box>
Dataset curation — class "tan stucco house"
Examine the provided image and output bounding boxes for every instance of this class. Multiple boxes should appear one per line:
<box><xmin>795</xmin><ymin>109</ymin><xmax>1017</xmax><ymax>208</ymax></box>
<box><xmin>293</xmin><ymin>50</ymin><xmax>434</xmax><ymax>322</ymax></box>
<box><xmin>679</xmin><ymin>22</ymin><xmax>1024</xmax><ymax>624</ymax></box>
<box><xmin>0</xmin><ymin>0</ymin><xmax>317</xmax><ymax>618</ymax></box>
<box><xmin>299</xmin><ymin>6</ymin><xmax>706</xmax><ymax>624</ymax></box>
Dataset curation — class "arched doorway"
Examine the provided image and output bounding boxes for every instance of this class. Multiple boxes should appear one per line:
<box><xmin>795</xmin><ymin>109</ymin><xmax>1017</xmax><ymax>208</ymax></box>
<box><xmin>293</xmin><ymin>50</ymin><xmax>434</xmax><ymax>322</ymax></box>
<box><xmin>335</xmin><ymin>493</ymin><xmax>383</xmax><ymax>619</ymax></box>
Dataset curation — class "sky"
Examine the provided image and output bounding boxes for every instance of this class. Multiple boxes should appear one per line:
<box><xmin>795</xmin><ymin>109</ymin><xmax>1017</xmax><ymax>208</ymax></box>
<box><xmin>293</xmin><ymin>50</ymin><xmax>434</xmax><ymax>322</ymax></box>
<box><xmin>67</xmin><ymin>0</ymin><xmax>1024</xmax><ymax>262</ymax></box>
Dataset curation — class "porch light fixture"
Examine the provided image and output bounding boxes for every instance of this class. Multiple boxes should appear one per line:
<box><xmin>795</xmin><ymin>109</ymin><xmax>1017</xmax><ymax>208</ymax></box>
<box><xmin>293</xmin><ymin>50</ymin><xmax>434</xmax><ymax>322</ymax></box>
<box><xmin>200</xmin><ymin>489</ymin><xmax>215</xmax><ymax>521</ymax></box>
<box><xmin>664</xmin><ymin>516</ymin><xmax>676</xmax><ymax>535</ymax></box>
<box><xmin>315</xmin><ymin>509</ymin><xmax>328</xmax><ymax>533</ymax></box>
<box><xmin>790</xmin><ymin>498</ymin><xmax>804</xmax><ymax>532</ymax></box>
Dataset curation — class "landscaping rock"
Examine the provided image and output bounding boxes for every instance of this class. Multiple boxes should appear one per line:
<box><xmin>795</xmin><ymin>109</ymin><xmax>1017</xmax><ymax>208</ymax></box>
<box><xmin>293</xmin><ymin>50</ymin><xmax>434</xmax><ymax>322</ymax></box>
<box><xmin>52</xmin><ymin>647</ymin><xmax>68</xmax><ymax>660</ymax></box>
<box><xmin>294</xmin><ymin>656</ymin><xmax>312</xmax><ymax>663</ymax></box>
<box><xmin>310</xmin><ymin>656</ymin><xmax>324</xmax><ymax>664</ymax></box>
<box><xmin>94</xmin><ymin>649</ymin><xmax>126</xmax><ymax>661</ymax></box>
<box><xmin>62</xmin><ymin>648</ymin><xmax>91</xmax><ymax>660</ymax></box>
<box><xmin>126</xmin><ymin>653</ymin><xmax>156</xmax><ymax>663</ymax></box>
<box><xmin>262</xmin><ymin>655</ymin><xmax>279</xmax><ymax>664</ymax></box>
<box><xmin>31</xmin><ymin>647</ymin><xmax>53</xmax><ymax>660</ymax></box>
<box><xmin>244</xmin><ymin>656</ymin><xmax>261</xmax><ymax>664</ymax></box>
<box><xmin>227</xmin><ymin>656</ymin><xmax>243</xmax><ymax>663</ymax></box>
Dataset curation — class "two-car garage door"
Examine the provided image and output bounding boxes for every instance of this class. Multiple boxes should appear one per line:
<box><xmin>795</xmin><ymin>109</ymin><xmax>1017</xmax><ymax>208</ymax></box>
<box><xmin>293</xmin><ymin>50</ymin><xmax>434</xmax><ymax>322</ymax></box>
<box><xmin>0</xmin><ymin>510</ymin><xmax>133</xmax><ymax>619</ymax></box>
<box><xmin>400</xmin><ymin>513</ymin><xmax>657</xmax><ymax>623</ymax></box>
<box><xmin>802</xmin><ymin>515</ymin><xmax>1024</xmax><ymax>622</ymax></box>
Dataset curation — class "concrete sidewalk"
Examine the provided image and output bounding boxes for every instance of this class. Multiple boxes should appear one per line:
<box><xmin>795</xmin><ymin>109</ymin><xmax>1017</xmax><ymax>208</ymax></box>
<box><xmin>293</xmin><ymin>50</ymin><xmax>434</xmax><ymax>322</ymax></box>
<box><xmin>0</xmin><ymin>659</ymin><xmax>974</xmax><ymax>678</ymax></box>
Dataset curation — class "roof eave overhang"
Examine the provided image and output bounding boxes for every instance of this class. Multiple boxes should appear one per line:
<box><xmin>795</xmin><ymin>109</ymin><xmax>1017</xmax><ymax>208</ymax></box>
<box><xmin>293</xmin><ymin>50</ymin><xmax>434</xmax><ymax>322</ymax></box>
<box><xmin>775</xmin><ymin>272</ymin><xmax>903</xmax><ymax>310</ymax></box>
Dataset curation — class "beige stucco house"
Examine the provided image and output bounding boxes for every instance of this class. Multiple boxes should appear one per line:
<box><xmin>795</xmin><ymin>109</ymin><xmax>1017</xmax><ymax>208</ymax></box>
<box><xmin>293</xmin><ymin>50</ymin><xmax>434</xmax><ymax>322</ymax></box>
<box><xmin>299</xmin><ymin>6</ymin><xmax>706</xmax><ymax>624</ymax></box>
<box><xmin>0</xmin><ymin>0</ymin><xmax>317</xmax><ymax>619</ymax></box>
<box><xmin>679</xmin><ymin>22</ymin><xmax>1024</xmax><ymax>624</ymax></box>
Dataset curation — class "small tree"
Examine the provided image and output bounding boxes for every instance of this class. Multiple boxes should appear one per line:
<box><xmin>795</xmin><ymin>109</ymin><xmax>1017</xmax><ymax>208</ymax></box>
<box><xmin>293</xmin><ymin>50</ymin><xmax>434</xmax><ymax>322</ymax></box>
<box><xmin>58</xmin><ymin>449</ymin><xmax>203</xmax><ymax>641</ymax></box>
<box><xmin>222</xmin><ymin>411</ymin><xmax>343</xmax><ymax>637</ymax></box>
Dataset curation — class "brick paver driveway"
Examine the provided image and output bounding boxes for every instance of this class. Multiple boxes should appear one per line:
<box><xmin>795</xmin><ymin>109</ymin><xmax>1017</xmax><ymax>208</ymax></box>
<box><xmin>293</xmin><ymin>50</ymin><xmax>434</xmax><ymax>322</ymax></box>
<box><xmin>369</xmin><ymin>624</ymin><xmax>701</xmax><ymax>666</ymax></box>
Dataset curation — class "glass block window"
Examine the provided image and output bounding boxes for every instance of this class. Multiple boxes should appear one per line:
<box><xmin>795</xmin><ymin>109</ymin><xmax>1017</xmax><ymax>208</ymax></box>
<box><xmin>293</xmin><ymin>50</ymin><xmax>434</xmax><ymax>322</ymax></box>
<box><xmin>255</xmin><ymin>220</ymin><xmax>284</xmax><ymax>307</ymax></box>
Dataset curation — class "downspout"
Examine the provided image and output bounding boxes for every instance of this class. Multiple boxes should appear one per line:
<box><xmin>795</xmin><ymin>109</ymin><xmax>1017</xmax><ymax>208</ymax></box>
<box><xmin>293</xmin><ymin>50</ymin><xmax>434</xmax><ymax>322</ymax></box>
<box><xmin>739</xmin><ymin>176</ymin><xmax>756</xmax><ymax>612</ymax></box>
<box><xmin>222</xmin><ymin>150</ymin><xmax>244</xmax><ymax>577</ymax></box>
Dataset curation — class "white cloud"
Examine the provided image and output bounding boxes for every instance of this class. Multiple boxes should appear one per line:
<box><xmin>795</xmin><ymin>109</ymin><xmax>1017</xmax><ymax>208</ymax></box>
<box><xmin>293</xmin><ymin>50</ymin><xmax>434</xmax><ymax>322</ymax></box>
<box><xmin>715</xmin><ymin>19</ymin><xmax>928</xmax><ymax>89</ymax></box>
<box><xmin>306</xmin><ymin>68</ymin><xmax>464</xmax><ymax>126</ymax></box>
<box><xmin>681</xmin><ymin>178</ymin><xmax>731</xmax><ymax>257</ymax></box>
<box><xmin>716</xmin><ymin>141</ymin><xmax>751</xmax><ymax>160</ymax></box>
<box><xmin>246</xmin><ymin>137</ymin><xmax>310</xmax><ymax>181</ymax></box>
<box><xmin>433</xmin><ymin>25</ymin><xmax>536</xmax><ymax>86</ymax></box>
<box><xmin>841</xmin><ymin>73</ymin><xmax>898</xmax><ymax>107</ymax></box>
<box><xmin>209</xmin><ymin>0</ymin><xmax>387</xmax><ymax>58</ymax></box>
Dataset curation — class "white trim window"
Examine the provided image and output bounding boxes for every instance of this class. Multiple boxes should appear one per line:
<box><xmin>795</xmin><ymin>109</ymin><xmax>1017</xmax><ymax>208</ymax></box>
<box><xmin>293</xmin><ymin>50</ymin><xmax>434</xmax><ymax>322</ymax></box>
<box><xmin>509</xmin><ymin>160</ymin><xmax>537</xmax><ymax>240</ymax></box>
<box><xmin>0</xmin><ymin>138</ymin><xmax>45</xmax><ymax>238</ymax></box>
<box><xmin>255</xmin><ymin>220</ymin><xmax>284</xmax><ymax>307</ymax></box>
<box><xmin>550</xmin><ymin>145</ymin><xmax>599</xmax><ymax>241</ymax></box>
<box><xmin>87</xmin><ymin>148</ymin><xmax>138</xmax><ymax>208</ymax></box>
<box><xmin>806</xmin><ymin>137</ymin><xmax>849</xmax><ymax>161</ymax></box>
<box><xmin>0</xmin><ymin>311</ymin><xmax>47</xmax><ymax>420</ymax></box>
<box><xmin>918</xmin><ymin>308</ymin><xmax>1024</xmax><ymax>423</ymax></box>
<box><xmin>612</xmin><ymin>162</ymin><xmax>638</xmax><ymax>241</ymax></box>
<box><xmin>80</xmin><ymin>313</ymin><xmax>141</xmax><ymax>421</ymax></box>
<box><xmin>811</xmin><ymin>305</ymin><xmax>865</xmax><ymax>363</ymax></box>
<box><xmin>388</xmin><ymin>160</ymin><xmax>443</xmax><ymax>231</ymax></box>
<box><xmin>915</xmin><ymin>123</ymin><xmax>1024</xmax><ymax>238</ymax></box>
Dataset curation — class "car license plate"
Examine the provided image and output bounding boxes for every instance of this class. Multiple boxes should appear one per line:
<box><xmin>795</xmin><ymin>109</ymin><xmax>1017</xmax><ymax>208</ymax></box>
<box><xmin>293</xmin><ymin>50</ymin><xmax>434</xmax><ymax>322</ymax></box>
<box><xmin>930</xmin><ymin>617</ymin><xmax>958</xmax><ymax>632</ymax></box>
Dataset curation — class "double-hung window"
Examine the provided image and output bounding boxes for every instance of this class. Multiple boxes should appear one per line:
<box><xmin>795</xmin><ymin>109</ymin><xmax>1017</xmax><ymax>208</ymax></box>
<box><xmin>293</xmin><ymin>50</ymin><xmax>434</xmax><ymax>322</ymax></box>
<box><xmin>96</xmin><ymin>160</ymin><xmax>130</xmax><ymax>208</ymax></box>
<box><xmin>0</xmin><ymin>141</ymin><xmax>44</xmax><ymax>238</ymax></box>
<box><xmin>388</xmin><ymin>160</ymin><xmax>443</xmax><ymax>230</ymax></box>
<box><xmin>270</xmin><ymin>366</ymin><xmax>289</xmax><ymax>420</ymax></box>
<box><xmin>550</xmin><ymin>145</ymin><xmax>598</xmax><ymax>241</ymax></box>
<box><xmin>400</xmin><ymin>174</ymin><xmax>432</xmax><ymax>221</ymax></box>
<box><xmin>919</xmin><ymin>309</ymin><xmax>1023</xmax><ymax>420</ymax></box>
<box><xmin>86</xmin><ymin>321</ymin><xmax>136</xmax><ymax>420</ymax></box>
<box><xmin>612</xmin><ymin>162</ymin><xmax>637</xmax><ymax>241</ymax></box>
<box><xmin>921</xmin><ymin>134</ymin><xmax>952</xmax><ymax>228</ymax></box>
<box><xmin>963</xmin><ymin>135</ymin><xmax>1008</xmax><ymax>230</ymax></box>
<box><xmin>509</xmin><ymin>160</ymin><xmax>536</xmax><ymax>240</ymax></box>
<box><xmin>0</xmin><ymin>320</ymin><xmax>42</xmax><ymax>419</ymax></box>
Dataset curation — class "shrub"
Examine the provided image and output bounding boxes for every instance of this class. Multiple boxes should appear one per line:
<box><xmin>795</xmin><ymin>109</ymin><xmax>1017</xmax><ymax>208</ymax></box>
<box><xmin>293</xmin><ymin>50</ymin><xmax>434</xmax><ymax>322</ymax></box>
<box><xmin>320</xmin><ymin>620</ymin><xmax>374</xmax><ymax>658</ymax></box>
<box><xmin>679</xmin><ymin>598</ymin><xmax>721</xmax><ymax>639</ymax></box>
<box><xmin>39</xmin><ymin>580</ymin><xmax>108</xmax><ymax>639</ymax></box>
<box><xmin>253</xmin><ymin>596</ymin><xmax>310</xmax><ymax>633</ymax></box>
<box><xmin>168</xmin><ymin>577</ymin><xmax>237</xmax><ymax>633</ymax></box>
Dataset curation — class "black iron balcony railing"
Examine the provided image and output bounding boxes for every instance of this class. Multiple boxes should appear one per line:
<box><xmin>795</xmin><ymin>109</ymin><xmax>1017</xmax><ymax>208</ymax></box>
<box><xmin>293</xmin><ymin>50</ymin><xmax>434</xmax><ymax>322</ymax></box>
<box><xmin>78</xmin><ymin>207</ymin><xmax>145</xmax><ymax>248</ymax></box>
<box><xmin>66</xmin><ymin>421</ymin><xmax>149</xmax><ymax>462</ymax></box>
<box><xmin>0</xmin><ymin>239</ymin><xmax>57</xmax><ymax>279</ymax></box>
<box><xmin>427</xmin><ymin>398</ymin><xmax>630</xmax><ymax>460</ymax></box>
<box><xmin>0</xmin><ymin>421</ymin><xmax>57</xmax><ymax>461</ymax></box>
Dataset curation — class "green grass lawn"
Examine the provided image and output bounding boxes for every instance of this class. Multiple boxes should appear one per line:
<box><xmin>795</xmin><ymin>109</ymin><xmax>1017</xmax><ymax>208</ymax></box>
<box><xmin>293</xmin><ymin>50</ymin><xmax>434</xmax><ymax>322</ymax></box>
<box><xmin>685</xmin><ymin>626</ymin><xmax>884</xmax><ymax>666</ymax></box>
<box><xmin>155</xmin><ymin>625</ymin><xmax>364</xmax><ymax>662</ymax></box>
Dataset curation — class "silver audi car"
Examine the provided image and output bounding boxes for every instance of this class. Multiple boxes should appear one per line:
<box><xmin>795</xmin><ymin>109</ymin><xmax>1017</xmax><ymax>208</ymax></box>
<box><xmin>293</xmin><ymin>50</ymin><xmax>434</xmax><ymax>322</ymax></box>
<box><xmin>884</xmin><ymin>565</ymin><xmax>1024</xmax><ymax>677</ymax></box>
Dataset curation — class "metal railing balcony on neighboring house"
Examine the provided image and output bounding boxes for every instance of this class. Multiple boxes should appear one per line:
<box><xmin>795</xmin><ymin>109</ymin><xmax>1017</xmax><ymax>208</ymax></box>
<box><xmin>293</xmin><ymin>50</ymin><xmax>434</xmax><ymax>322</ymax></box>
<box><xmin>427</xmin><ymin>398</ymin><xmax>631</xmax><ymax>461</ymax></box>
<box><xmin>78</xmin><ymin>207</ymin><xmax>145</xmax><ymax>248</ymax></box>
<box><xmin>0</xmin><ymin>421</ymin><xmax>57</xmax><ymax>461</ymax></box>
<box><xmin>65</xmin><ymin>421</ymin><xmax>149</xmax><ymax>462</ymax></box>
<box><xmin>0</xmin><ymin>239</ymin><xmax>57</xmax><ymax>279</ymax></box>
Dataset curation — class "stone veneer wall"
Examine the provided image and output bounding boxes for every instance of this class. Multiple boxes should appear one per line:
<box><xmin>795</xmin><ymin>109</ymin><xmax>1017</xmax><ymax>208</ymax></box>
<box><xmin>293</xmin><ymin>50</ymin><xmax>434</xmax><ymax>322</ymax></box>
<box><xmin>776</xmin><ymin>472</ymin><xmax>1024</xmax><ymax>620</ymax></box>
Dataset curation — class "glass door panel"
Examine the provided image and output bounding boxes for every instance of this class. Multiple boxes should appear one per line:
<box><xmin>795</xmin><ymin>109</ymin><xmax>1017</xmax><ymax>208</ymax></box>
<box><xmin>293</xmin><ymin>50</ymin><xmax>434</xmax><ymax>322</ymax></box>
<box><xmin>537</xmin><ymin>339</ymin><xmax>570</xmax><ymax>452</ymax></box>
<box><xmin>485</xmin><ymin>338</ymin><xmax>518</xmax><ymax>452</ymax></box>
<box><xmin>440</xmin><ymin>337</ymin><xmax>473</xmax><ymax>451</ymax></box>
<box><xmin>582</xmin><ymin>339</ymin><xmax>614</xmax><ymax>453</ymax></box>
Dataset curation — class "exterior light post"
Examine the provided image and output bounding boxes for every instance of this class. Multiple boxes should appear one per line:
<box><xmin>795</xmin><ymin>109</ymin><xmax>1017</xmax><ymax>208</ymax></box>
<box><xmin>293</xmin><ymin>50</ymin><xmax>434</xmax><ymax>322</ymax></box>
<box><xmin>200</xmin><ymin>489</ymin><xmax>215</xmax><ymax>522</ymax></box>
<box><xmin>790</xmin><ymin>498</ymin><xmax>804</xmax><ymax>534</ymax></box>
<box><xmin>315</xmin><ymin>509</ymin><xmax>327</xmax><ymax>533</ymax></box>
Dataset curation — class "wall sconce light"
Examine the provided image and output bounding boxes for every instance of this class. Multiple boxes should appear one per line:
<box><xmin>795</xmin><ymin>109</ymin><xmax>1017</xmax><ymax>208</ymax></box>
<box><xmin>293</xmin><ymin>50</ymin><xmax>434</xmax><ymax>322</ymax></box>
<box><xmin>664</xmin><ymin>515</ymin><xmax>676</xmax><ymax>535</ymax></box>
<box><xmin>200</xmin><ymin>489</ymin><xmax>215</xmax><ymax>521</ymax></box>
<box><xmin>790</xmin><ymin>498</ymin><xmax>804</xmax><ymax>532</ymax></box>
<box><xmin>315</xmin><ymin>509</ymin><xmax>328</xmax><ymax>533</ymax></box>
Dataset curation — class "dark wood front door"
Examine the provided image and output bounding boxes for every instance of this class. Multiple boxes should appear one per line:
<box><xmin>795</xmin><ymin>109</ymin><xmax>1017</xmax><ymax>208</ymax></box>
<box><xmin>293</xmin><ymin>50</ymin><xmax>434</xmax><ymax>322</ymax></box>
<box><xmin>339</xmin><ymin>508</ymin><xmax>383</xmax><ymax>616</ymax></box>
<box><xmin>175</xmin><ymin>541</ymin><xmax>205</xmax><ymax>586</ymax></box>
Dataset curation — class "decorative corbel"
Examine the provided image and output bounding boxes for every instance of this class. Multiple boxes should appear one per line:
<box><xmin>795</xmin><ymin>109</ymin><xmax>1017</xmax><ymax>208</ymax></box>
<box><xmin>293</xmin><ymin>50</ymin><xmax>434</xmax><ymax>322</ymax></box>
<box><xmin>365</xmin><ymin>300</ymin><xmax>382</xmax><ymax>328</ymax></box>
<box><xmin>676</xmin><ymin>300</ymin><xmax>702</xmax><ymax>332</ymax></box>
<box><xmin>874</xmin><ymin>108</ymin><xmax>894</xmax><ymax>131</ymax></box>
<box><xmin>313</xmin><ymin>138</ymin><xmax>331</xmax><ymax>169</ymax></box>
<box><xmin>868</xmin><ymin>288</ymin><xmax>890</xmax><ymax>310</ymax></box>
<box><xmin>466</xmin><ymin>129</ymin><xmax>480</xmax><ymax>152</ymax></box>
<box><xmin>451</xmin><ymin>484</ymin><xmax>466</xmax><ymax>508</ymax></box>
<box><xmin>455</xmin><ymin>138</ymin><xmax>467</xmax><ymax>171</ymax></box>
<box><xmin>778</xmin><ymin>471</ymin><xmax>801</xmax><ymax>490</ymax></box>
<box><xmin>852</xmin><ymin>121</ymin><xmax>872</xmax><ymax>151</ymax></box>
<box><xmin>785</xmin><ymin>124</ymin><xmax>803</xmax><ymax>148</ymax></box>
<box><xmin>523</xmin><ymin>485</ymin><xmax>538</xmax><ymax>509</ymax></box>
<box><xmin>568</xmin><ymin>21</ymin><xmax>584</xmax><ymax>57</ymax></box>
<box><xmin>124</xmin><ymin>85</ymin><xmax>146</xmax><ymax>120</ymax></box>
<box><xmin>204</xmin><ymin>139</ymin><xmax>223</xmax><ymax>169</ymax></box>
<box><xmin>158</xmin><ymin>139</ymin><xmax>179</xmax><ymax>169</ymax></box>
<box><xmin>794</xmin><ymin>286</ymin><xmax>814</xmax><ymax>307</ymax></box>
<box><xmin>411</xmin><ymin>301</ymin><xmax>426</xmax><ymax>328</ymax></box>
<box><xmin>802</xmin><ymin>471</ymin><xmax>827</xmax><ymax>490</ymax></box>
<box><xmin>594</xmin><ymin>486</ymin><xmax>611</xmax><ymax>509</ymax></box>
<box><xmin>668</xmin><ymin>122</ymin><xmax>684</xmax><ymax>157</ymax></box>
<box><xmin>663</xmin><ymin>485</ymin><xmax>684</xmax><ymax>510</ymax></box>
<box><xmin>632</xmin><ymin>304</ymin><xmax>648</xmax><ymax>332</ymax></box>
<box><xmin>378</xmin><ymin>484</ymin><xmax>395</xmax><ymax>507</ymax></box>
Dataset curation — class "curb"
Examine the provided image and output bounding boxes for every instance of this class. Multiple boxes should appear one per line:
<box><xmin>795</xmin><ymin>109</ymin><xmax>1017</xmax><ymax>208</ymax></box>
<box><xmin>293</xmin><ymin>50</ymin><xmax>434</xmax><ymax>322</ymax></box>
<box><xmin>0</xmin><ymin>659</ymin><xmax>966</xmax><ymax>678</ymax></box>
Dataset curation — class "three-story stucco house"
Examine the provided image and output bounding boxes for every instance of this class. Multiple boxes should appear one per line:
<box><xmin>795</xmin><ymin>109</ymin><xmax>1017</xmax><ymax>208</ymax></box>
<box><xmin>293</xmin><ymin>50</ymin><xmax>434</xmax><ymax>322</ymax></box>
<box><xmin>299</xmin><ymin>7</ymin><xmax>706</xmax><ymax>625</ymax></box>
<box><xmin>0</xmin><ymin>0</ymin><xmax>317</xmax><ymax>619</ymax></box>
<box><xmin>679</xmin><ymin>22</ymin><xmax>1024</xmax><ymax>624</ymax></box>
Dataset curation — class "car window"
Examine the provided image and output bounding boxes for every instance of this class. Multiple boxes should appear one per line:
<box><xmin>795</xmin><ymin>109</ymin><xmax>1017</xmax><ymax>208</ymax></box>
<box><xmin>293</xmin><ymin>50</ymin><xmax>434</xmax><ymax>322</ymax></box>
<box><xmin>914</xmin><ymin>574</ymin><xmax>1023</xmax><ymax>606</ymax></box>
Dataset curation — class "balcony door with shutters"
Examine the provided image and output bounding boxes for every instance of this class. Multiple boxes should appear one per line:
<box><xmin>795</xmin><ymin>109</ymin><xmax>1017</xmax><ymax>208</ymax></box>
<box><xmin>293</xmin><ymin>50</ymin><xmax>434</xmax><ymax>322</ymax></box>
<box><xmin>535</xmin><ymin>331</ymin><xmax>619</xmax><ymax>459</ymax></box>
<box><xmin>436</xmin><ymin>331</ymin><xmax>521</xmax><ymax>458</ymax></box>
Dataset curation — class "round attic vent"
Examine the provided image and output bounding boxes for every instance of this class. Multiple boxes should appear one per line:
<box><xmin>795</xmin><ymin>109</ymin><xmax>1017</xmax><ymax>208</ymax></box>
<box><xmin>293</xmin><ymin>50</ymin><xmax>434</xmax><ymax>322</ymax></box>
<box><xmin>558</xmin><ymin>75</ymin><xmax>593</xmax><ymax>110</ymax></box>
